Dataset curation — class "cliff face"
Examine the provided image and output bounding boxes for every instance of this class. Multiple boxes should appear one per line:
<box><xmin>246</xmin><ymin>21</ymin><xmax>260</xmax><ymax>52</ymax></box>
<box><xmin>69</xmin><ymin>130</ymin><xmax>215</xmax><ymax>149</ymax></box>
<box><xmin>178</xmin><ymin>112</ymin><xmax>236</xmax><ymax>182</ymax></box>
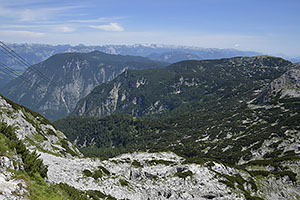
<box><xmin>257</xmin><ymin>68</ymin><xmax>300</xmax><ymax>103</ymax></box>
<box><xmin>2</xmin><ymin>51</ymin><xmax>167</xmax><ymax>120</ymax></box>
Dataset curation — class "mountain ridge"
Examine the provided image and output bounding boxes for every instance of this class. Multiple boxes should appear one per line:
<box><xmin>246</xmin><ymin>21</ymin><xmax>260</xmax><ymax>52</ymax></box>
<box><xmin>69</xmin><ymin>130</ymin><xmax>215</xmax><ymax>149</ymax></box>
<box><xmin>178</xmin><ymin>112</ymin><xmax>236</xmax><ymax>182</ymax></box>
<box><xmin>0</xmin><ymin>43</ymin><xmax>261</xmax><ymax>87</ymax></box>
<box><xmin>2</xmin><ymin>51</ymin><xmax>167</xmax><ymax>120</ymax></box>
<box><xmin>73</xmin><ymin>56</ymin><xmax>292</xmax><ymax>118</ymax></box>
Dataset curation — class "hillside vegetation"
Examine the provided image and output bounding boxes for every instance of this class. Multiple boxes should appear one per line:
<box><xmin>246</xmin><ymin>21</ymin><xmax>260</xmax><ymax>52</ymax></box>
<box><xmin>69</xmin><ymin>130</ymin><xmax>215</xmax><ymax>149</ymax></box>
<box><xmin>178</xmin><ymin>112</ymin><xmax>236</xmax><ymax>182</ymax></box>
<box><xmin>57</xmin><ymin>56</ymin><xmax>300</xmax><ymax>165</ymax></box>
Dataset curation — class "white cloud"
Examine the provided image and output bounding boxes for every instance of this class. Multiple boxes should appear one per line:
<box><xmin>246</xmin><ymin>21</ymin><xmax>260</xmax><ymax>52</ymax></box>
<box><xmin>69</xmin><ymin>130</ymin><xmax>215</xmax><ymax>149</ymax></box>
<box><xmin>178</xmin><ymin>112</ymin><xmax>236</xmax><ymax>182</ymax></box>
<box><xmin>19</xmin><ymin>9</ymin><xmax>37</xmax><ymax>22</ymax></box>
<box><xmin>57</xmin><ymin>26</ymin><xmax>76</xmax><ymax>33</ymax></box>
<box><xmin>89</xmin><ymin>23</ymin><xmax>124</xmax><ymax>32</ymax></box>
<box><xmin>0</xmin><ymin>3</ymin><xmax>84</xmax><ymax>22</ymax></box>
<box><xmin>0</xmin><ymin>24</ymin><xmax>40</xmax><ymax>28</ymax></box>
<box><xmin>0</xmin><ymin>30</ymin><xmax>45</xmax><ymax>38</ymax></box>
<box><xmin>72</xmin><ymin>18</ymin><xmax>107</xmax><ymax>23</ymax></box>
<box><xmin>71</xmin><ymin>16</ymin><xmax>127</xmax><ymax>24</ymax></box>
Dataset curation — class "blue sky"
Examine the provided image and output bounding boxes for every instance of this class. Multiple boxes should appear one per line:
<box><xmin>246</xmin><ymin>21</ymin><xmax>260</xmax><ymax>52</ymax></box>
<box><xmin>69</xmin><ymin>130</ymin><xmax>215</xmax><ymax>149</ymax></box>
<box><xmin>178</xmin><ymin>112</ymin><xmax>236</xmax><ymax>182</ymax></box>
<box><xmin>0</xmin><ymin>0</ymin><xmax>299</xmax><ymax>57</ymax></box>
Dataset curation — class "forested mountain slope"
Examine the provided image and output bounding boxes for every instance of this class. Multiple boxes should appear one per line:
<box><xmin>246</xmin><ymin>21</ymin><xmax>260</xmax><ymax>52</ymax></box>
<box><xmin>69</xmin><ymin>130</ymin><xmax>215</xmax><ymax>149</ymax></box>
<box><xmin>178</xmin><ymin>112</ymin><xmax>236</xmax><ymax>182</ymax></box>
<box><xmin>57</xmin><ymin>56</ymin><xmax>300</xmax><ymax>165</ymax></box>
<box><xmin>2</xmin><ymin>51</ymin><xmax>167</xmax><ymax>120</ymax></box>
<box><xmin>73</xmin><ymin>56</ymin><xmax>292</xmax><ymax>118</ymax></box>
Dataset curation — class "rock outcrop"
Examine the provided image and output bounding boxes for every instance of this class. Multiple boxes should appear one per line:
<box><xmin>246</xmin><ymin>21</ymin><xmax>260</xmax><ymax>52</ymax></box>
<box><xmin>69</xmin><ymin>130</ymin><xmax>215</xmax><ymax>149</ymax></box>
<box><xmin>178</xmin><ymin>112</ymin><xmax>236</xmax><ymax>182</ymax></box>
<box><xmin>258</xmin><ymin>67</ymin><xmax>300</xmax><ymax>103</ymax></box>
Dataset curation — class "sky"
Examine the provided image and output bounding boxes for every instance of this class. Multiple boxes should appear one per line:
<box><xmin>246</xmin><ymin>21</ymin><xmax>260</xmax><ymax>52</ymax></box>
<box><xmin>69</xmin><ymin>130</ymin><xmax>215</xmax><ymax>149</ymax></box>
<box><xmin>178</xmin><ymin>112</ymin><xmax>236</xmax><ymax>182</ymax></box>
<box><xmin>0</xmin><ymin>0</ymin><xmax>299</xmax><ymax>57</ymax></box>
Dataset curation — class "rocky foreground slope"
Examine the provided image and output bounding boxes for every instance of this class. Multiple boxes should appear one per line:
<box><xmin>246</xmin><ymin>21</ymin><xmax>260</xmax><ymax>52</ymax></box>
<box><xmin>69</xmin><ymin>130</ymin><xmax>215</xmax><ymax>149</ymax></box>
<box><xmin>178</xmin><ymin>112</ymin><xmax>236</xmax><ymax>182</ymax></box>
<box><xmin>1</xmin><ymin>94</ymin><xmax>300</xmax><ymax>199</ymax></box>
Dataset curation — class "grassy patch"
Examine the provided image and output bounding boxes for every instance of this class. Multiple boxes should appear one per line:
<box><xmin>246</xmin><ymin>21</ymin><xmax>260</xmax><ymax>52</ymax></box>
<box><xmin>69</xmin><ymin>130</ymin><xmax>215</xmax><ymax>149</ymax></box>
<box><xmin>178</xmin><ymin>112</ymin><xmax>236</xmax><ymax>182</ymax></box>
<box><xmin>47</xmin><ymin>129</ymin><xmax>57</xmax><ymax>136</ymax></box>
<box><xmin>33</xmin><ymin>133</ymin><xmax>46</xmax><ymax>143</ymax></box>
<box><xmin>61</xmin><ymin>139</ymin><xmax>79</xmax><ymax>157</ymax></box>
<box><xmin>13</xmin><ymin>172</ymin><xmax>69</xmax><ymax>200</ymax></box>
<box><xmin>57</xmin><ymin>183</ymin><xmax>89</xmax><ymax>200</ymax></box>
<box><xmin>219</xmin><ymin>173</ymin><xmax>263</xmax><ymax>200</ymax></box>
<box><xmin>249</xmin><ymin>170</ymin><xmax>297</xmax><ymax>182</ymax></box>
<box><xmin>0</xmin><ymin>133</ymin><xmax>9</xmax><ymax>156</ymax></box>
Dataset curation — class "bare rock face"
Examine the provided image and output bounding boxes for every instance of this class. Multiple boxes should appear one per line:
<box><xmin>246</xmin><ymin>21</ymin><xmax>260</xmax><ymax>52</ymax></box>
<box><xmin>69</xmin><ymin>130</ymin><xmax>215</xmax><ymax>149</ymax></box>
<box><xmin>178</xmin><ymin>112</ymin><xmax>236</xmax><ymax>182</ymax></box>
<box><xmin>41</xmin><ymin>151</ymin><xmax>300</xmax><ymax>200</ymax></box>
<box><xmin>256</xmin><ymin>65</ymin><xmax>300</xmax><ymax>104</ymax></box>
<box><xmin>41</xmin><ymin>152</ymin><xmax>239</xmax><ymax>200</ymax></box>
<box><xmin>268</xmin><ymin>68</ymin><xmax>300</xmax><ymax>98</ymax></box>
<box><xmin>0</xmin><ymin>156</ymin><xmax>14</xmax><ymax>170</ymax></box>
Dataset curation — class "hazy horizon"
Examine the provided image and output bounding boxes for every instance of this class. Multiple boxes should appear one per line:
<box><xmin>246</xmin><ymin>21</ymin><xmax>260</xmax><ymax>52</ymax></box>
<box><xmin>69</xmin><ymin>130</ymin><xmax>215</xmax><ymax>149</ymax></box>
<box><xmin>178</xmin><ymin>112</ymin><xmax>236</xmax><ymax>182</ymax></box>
<box><xmin>0</xmin><ymin>0</ymin><xmax>299</xmax><ymax>57</ymax></box>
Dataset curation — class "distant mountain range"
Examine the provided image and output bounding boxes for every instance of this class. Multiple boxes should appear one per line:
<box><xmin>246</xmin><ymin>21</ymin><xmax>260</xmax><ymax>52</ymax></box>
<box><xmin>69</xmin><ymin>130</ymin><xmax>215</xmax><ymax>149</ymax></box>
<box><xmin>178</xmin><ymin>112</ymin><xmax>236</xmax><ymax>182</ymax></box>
<box><xmin>0</xmin><ymin>43</ymin><xmax>262</xmax><ymax>67</ymax></box>
<box><xmin>0</xmin><ymin>43</ymin><xmax>262</xmax><ymax>87</ymax></box>
<box><xmin>2</xmin><ymin>51</ymin><xmax>167</xmax><ymax>120</ymax></box>
<box><xmin>290</xmin><ymin>57</ymin><xmax>300</xmax><ymax>63</ymax></box>
<box><xmin>147</xmin><ymin>51</ymin><xmax>201</xmax><ymax>63</ymax></box>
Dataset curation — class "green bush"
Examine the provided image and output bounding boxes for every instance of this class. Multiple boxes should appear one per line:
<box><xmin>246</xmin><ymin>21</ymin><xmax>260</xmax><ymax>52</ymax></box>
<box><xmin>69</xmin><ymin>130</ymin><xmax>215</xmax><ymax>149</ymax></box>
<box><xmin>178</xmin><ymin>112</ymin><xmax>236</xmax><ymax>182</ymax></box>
<box><xmin>174</xmin><ymin>170</ymin><xmax>193</xmax><ymax>179</ymax></box>
<box><xmin>0</xmin><ymin>134</ymin><xmax>9</xmax><ymax>156</ymax></box>
<box><xmin>61</xmin><ymin>139</ymin><xmax>78</xmax><ymax>157</ymax></box>
<box><xmin>83</xmin><ymin>169</ymin><xmax>92</xmax><ymax>177</ymax></box>
<box><xmin>98</xmin><ymin>166</ymin><xmax>110</xmax><ymax>175</ymax></box>
<box><xmin>119</xmin><ymin>178</ymin><xmax>129</xmax><ymax>187</ymax></box>
<box><xmin>132</xmin><ymin>160</ymin><xmax>142</xmax><ymax>168</ymax></box>
<box><xmin>92</xmin><ymin>170</ymin><xmax>103</xmax><ymax>180</ymax></box>
<box><xmin>58</xmin><ymin>183</ymin><xmax>89</xmax><ymax>200</ymax></box>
